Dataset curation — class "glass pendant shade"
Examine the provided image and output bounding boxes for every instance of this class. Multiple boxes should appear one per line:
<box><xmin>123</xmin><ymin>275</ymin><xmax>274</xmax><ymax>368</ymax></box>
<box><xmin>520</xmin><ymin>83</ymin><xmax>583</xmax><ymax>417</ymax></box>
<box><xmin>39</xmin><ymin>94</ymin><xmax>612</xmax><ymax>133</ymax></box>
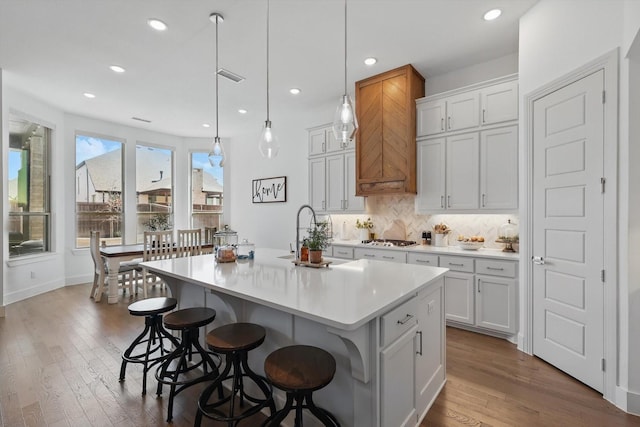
<box><xmin>258</xmin><ymin>120</ymin><xmax>279</xmax><ymax>159</ymax></box>
<box><xmin>332</xmin><ymin>94</ymin><xmax>358</xmax><ymax>142</ymax></box>
<box><xmin>208</xmin><ymin>136</ymin><xmax>225</xmax><ymax>167</ymax></box>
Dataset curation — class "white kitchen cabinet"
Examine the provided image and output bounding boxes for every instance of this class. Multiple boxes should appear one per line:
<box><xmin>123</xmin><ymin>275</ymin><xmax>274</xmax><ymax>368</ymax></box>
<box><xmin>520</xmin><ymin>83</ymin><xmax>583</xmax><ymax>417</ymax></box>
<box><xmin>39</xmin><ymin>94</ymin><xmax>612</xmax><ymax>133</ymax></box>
<box><xmin>416</xmin><ymin>99</ymin><xmax>446</xmax><ymax>137</ymax></box>
<box><xmin>476</xmin><ymin>275</ymin><xmax>516</xmax><ymax>334</ymax></box>
<box><xmin>407</xmin><ymin>252</ymin><xmax>439</xmax><ymax>266</ymax></box>
<box><xmin>354</xmin><ymin>247</ymin><xmax>407</xmax><ymax>263</ymax></box>
<box><xmin>331</xmin><ymin>245</ymin><xmax>354</xmax><ymax>259</ymax></box>
<box><xmin>415</xmin><ymin>281</ymin><xmax>445</xmax><ymax>420</ymax></box>
<box><xmin>381</xmin><ymin>325</ymin><xmax>418</xmax><ymax>427</ymax></box>
<box><xmin>480</xmin><ymin>126</ymin><xmax>518</xmax><ymax>210</ymax></box>
<box><xmin>309</xmin><ymin>126</ymin><xmax>364</xmax><ymax>214</ymax></box>
<box><xmin>415</xmin><ymin>133</ymin><xmax>479</xmax><ymax>213</ymax></box>
<box><xmin>308</xmin><ymin>125</ymin><xmax>348</xmax><ymax>156</ymax></box>
<box><xmin>443</xmin><ymin>271</ymin><xmax>475</xmax><ymax>325</ymax></box>
<box><xmin>480</xmin><ymin>80</ymin><xmax>518</xmax><ymax>125</ymax></box>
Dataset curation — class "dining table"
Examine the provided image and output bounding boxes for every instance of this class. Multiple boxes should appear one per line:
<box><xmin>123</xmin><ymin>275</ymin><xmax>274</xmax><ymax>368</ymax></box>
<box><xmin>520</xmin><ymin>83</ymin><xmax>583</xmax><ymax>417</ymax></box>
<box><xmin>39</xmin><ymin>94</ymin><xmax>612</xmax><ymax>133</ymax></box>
<box><xmin>99</xmin><ymin>243</ymin><xmax>213</xmax><ymax>304</ymax></box>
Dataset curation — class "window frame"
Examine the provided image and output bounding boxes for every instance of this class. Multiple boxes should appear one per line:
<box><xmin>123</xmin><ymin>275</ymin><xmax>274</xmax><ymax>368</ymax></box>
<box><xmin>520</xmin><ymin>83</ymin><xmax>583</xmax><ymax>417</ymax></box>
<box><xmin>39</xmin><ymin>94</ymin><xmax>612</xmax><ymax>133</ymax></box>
<box><xmin>189</xmin><ymin>150</ymin><xmax>224</xmax><ymax>232</ymax></box>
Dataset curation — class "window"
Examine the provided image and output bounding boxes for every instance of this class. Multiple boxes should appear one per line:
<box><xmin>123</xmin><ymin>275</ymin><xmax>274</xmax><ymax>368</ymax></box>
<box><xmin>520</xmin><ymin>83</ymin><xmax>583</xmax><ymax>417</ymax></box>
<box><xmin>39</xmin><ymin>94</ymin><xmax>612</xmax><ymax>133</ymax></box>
<box><xmin>8</xmin><ymin>115</ymin><xmax>51</xmax><ymax>257</ymax></box>
<box><xmin>191</xmin><ymin>152</ymin><xmax>223</xmax><ymax>232</ymax></box>
<box><xmin>136</xmin><ymin>144</ymin><xmax>173</xmax><ymax>242</ymax></box>
<box><xmin>75</xmin><ymin>134</ymin><xmax>124</xmax><ymax>248</ymax></box>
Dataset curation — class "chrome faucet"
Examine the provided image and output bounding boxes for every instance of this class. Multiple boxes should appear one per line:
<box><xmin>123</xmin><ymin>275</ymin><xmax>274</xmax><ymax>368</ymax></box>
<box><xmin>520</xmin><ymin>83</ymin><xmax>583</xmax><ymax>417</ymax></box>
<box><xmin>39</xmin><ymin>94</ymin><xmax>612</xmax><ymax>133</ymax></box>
<box><xmin>296</xmin><ymin>204</ymin><xmax>317</xmax><ymax>260</ymax></box>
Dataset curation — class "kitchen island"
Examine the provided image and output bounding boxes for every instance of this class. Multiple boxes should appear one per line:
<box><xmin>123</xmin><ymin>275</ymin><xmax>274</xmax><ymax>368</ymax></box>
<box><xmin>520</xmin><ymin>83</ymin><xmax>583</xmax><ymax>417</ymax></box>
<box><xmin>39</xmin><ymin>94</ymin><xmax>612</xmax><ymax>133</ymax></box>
<box><xmin>141</xmin><ymin>248</ymin><xmax>448</xmax><ymax>427</ymax></box>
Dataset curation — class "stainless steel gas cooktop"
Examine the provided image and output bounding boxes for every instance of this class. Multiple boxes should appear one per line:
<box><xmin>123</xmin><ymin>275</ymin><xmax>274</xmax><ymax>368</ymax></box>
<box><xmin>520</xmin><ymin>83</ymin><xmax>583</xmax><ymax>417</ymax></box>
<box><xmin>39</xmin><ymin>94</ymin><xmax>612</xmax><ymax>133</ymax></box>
<box><xmin>361</xmin><ymin>239</ymin><xmax>417</xmax><ymax>247</ymax></box>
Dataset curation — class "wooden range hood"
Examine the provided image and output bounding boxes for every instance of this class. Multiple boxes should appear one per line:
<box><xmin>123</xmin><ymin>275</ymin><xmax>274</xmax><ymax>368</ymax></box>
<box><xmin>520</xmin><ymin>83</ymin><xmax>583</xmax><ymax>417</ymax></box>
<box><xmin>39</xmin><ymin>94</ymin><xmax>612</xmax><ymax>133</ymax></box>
<box><xmin>355</xmin><ymin>64</ymin><xmax>425</xmax><ymax>196</ymax></box>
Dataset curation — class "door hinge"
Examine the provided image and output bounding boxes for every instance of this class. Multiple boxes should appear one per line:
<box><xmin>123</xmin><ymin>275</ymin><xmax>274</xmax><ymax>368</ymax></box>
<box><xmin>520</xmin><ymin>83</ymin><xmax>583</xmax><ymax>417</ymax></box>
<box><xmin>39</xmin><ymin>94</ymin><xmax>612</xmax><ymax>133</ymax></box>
<box><xmin>601</xmin><ymin>177</ymin><xmax>606</xmax><ymax>193</ymax></box>
<box><xmin>601</xmin><ymin>269</ymin><xmax>605</xmax><ymax>282</ymax></box>
<box><xmin>602</xmin><ymin>90</ymin><xmax>606</xmax><ymax>104</ymax></box>
<box><xmin>602</xmin><ymin>358</ymin><xmax>606</xmax><ymax>372</ymax></box>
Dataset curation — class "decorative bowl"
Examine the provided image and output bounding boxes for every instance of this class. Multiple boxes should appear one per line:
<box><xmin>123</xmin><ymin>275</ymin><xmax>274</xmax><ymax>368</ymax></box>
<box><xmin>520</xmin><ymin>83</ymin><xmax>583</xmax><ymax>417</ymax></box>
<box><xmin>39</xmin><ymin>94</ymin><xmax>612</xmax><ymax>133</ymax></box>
<box><xmin>457</xmin><ymin>241</ymin><xmax>484</xmax><ymax>250</ymax></box>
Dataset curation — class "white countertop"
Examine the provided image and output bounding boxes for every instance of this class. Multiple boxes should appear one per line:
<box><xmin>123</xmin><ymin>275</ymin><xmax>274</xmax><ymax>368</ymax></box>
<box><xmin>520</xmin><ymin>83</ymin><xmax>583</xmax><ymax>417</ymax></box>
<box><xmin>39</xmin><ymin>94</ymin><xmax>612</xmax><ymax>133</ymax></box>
<box><xmin>332</xmin><ymin>239</ymin><xmax>520</xmax><ymax>260</ymax></box>
<box><xmin>141</xmin><ymin>248</ymin><xmax>448</xmax><ymax>331</ymax></box>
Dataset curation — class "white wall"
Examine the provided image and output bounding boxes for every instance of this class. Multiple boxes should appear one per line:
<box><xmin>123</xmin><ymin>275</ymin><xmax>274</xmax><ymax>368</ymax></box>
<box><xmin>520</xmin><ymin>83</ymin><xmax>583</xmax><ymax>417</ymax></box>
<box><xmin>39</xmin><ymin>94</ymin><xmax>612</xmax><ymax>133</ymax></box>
<box><xmin>519</xmin><ymin>0</ymin><xmax>640</xmax><ymax>414</ymax></box>
<box><xmin>2</xmin><ymin>86</ymin><xmax>67</xmax><ymax>304</ymax></box>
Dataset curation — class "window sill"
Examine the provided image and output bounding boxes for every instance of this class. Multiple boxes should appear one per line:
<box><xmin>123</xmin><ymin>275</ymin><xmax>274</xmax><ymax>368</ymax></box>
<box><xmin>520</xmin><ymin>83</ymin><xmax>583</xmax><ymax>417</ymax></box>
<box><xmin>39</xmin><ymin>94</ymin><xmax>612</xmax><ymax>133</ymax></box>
<box><xmin>6</xmin><ymin>252</ymin><xmax>58</xmax><ymax>268</ymax></box>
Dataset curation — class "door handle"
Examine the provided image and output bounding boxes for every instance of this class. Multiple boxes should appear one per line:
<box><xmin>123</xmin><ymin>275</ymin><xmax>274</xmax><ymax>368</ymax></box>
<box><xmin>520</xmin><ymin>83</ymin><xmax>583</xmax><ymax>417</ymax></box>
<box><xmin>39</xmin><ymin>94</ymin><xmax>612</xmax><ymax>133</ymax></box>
<box><xmin>532</xmin><ymin>256</ymin><xmax>545</xmax><ymax>265</ymax></box>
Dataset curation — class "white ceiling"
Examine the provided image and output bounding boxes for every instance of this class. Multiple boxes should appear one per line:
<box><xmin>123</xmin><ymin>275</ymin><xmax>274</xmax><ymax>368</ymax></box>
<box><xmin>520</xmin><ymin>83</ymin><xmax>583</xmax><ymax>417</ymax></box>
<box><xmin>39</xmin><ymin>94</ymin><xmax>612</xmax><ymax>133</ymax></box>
<box><xmin>0</xmin><ymin>0</ymin><xmax>538</xmax><ymax>139</ymax></box>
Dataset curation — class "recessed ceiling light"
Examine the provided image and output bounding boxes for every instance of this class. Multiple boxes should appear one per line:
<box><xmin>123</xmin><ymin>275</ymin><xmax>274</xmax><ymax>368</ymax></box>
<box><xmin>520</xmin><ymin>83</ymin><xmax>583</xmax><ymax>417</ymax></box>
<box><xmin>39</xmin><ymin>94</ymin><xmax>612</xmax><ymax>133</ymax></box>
<box><xmin>148</xmin><ymin>18</ymin><xmax>168</xmax><ymax>31</ymax></box>
<box><xmin>483</xmin><ymin>9</ymin><xmax>502</xmax><ymax>21</ymax></box>
<box><xmin>364</xmin><ymin>57</ymin><xmax>377</xmax><ymax>66</ymax></box>
<box><xmin>238</xmin><ymin>109</ymin><xmax>248</xmax><ymax>114</ymax></box>
<box><xmin>289</xmin><ymin>88</ymin><xmax>301</xmax><ymax>95</ymax></box>
<box><xmin>83</xmin><ymin>92</ymin><xmax>96</xmax><ymax>99</ymax></box>
<box><xmin>110</xmin><ymin>65</ymin><xmax>125</xmax><ymax>73</ymax></box>
<box><xmin>202</xmin><ymin>123</ymin><xmax>211</xmax><ymax>128</ymax></box>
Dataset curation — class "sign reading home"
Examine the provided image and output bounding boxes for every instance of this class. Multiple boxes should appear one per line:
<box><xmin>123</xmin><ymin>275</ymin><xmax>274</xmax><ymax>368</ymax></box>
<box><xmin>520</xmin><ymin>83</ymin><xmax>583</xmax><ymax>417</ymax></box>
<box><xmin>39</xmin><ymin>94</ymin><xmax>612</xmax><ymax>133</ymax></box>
<box><xmin>252</xmin><ymin>176</ymin><xmax>287</xmax><ymax>203</ymax></box>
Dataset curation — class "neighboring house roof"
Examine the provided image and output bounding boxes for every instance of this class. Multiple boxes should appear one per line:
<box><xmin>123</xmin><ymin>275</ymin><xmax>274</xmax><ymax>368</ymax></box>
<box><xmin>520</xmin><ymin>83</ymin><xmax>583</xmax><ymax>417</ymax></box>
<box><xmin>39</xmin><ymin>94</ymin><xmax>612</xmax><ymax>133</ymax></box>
<box><xmin>83</xmin><ymin>149</ymin><xmax>122</xmax><ymax>192</ymax></box>
<box><xmin>8</xmin><ymin>178</ymin><xmax>17</xmax><ymax>200</ymax></box>
<box><xmin>201</xmin><ymin>172</ymin><xmax>223</xmax><ymax>194</ymax></box>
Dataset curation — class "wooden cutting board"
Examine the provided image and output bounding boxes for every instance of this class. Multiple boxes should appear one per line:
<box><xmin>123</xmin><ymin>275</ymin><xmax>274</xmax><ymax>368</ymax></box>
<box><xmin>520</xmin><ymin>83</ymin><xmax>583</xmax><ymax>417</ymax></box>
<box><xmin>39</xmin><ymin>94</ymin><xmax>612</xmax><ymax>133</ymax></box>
<box><xmin>382</xmin><ymin>219</ymin><xmax>406</xmax><ymax>240</ymax></box>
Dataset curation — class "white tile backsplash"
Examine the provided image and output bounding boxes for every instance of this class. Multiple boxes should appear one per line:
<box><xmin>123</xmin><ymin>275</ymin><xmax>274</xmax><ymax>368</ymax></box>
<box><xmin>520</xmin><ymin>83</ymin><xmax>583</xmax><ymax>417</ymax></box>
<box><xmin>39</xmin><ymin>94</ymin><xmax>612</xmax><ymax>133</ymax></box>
<box><xmin>330</xmin><ymin>194</ymin><xmax>519</xmax><ymax>250</ymax></box>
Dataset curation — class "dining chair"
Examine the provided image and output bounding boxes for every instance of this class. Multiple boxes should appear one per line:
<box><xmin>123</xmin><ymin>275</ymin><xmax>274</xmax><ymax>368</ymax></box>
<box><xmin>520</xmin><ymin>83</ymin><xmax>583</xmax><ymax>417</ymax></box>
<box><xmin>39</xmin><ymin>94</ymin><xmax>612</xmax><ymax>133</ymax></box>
<box><xmin>177</xmin><ymin>229</ymin><xmax>202</xmax><ymax>257</ymax></box>
<box><xmin>138</xmin><ymin>230</ymin><xmax>174</xmax><ymax>298</ymax></box>
<box><xmin>89</xmin><ymin>230</ymin><xmax>137</xmax><ymax>302</ymax></box>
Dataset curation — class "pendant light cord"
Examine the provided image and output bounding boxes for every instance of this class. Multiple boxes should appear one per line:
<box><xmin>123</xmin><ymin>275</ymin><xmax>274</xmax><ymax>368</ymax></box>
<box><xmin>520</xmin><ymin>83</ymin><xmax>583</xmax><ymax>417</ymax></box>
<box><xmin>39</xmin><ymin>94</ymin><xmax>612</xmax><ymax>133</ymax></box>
<box><xmin>344</xmin><ymin>0</ymin><xmax>348</xmax><ymax>95</ymax></box>
<box><xmin>215</xmin><ymin>15</ymin><xmax>219</xmax><ymax>139</ymax></box>
<box><xmin>266</xmin><ymin>0</ymin><xmax>270</xmax><ymax>122</ymax></box>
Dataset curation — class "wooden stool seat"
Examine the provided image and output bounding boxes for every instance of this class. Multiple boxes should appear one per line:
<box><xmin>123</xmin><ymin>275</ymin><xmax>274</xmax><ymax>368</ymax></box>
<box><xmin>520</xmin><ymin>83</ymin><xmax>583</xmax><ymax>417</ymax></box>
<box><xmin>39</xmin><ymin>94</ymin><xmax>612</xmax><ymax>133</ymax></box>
<box><xmin>155</xmin><ymin>307</ymin><xmax>220</xmax><ymax>422</ymax></box>
<box><xmin>163</xmin><ymin>306</ymin><xmax>216</xmax><ymax>330</ymax></box>
<box><xmin>128</xmin><ymin>296</ymin><xmax>177</xmax><ymax>316</ymax></box>
<box><xmin>206</xmin><ymin>322</ymin><xmax>266</xmax><ymax>353</ymax></box>
<box><xmin>196</xmin><ymin>323</ymin><xmax>275</xmax><ymax>426</ymax></box>
<box><xmin>119</xmin><ymin>297</ymin><xmax>180</xmax><ymax>395</ymax></box>
<box><xmin>262</xmin><ymin>345</ymin><xmax>340</xmax><ymax>427</ymax></box>
<box><xmin>265</xmin><ymin>345</ymin><xmax>336</xmax><ymax>392</ymax></box>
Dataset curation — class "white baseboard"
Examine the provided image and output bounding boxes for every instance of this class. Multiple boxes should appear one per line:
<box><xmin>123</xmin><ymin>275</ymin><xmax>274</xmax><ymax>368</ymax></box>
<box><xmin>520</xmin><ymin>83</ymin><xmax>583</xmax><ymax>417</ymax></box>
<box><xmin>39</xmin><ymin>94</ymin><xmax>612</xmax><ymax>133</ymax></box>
<box><xmin>627</xmin><ymin>388</ymin><xmax>640</xmax><ymax>416</ymax></box>
<box><xmin>4</xmin><ymin>279</ymin><xmax>64</xmax><ymax>305</ymax></box>
<box><xmin>66</xmin><ymin>274</ymin><xmax>92</xmax><ymax>286</ymax></box>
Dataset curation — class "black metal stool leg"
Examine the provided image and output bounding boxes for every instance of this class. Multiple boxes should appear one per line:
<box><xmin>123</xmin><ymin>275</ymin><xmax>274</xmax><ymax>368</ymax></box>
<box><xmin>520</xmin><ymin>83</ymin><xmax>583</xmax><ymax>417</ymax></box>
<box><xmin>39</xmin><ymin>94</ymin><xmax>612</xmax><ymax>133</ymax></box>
<box><xmin>305</xmin><ymin>392</ymin><xmax>341</xmax><ymax>427</ymax></box>
<box><xmin>263</xmin><ymin>392</ymin><xmax>295</xmax><ymax>427</ymax></box>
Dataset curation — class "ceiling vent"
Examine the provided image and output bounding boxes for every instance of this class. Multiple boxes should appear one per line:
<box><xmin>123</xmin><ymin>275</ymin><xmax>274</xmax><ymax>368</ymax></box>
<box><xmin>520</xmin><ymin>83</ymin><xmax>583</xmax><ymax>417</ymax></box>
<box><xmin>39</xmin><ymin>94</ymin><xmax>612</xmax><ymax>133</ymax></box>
<box><xmin>131</xmin><ymin>117</ymin><xmax>152</xmax><ymax>123</ymax></box>
<box><xmin>217</xmin><ymin>68</ymin><xmax>245</xmax><ymax>83</ymax></box>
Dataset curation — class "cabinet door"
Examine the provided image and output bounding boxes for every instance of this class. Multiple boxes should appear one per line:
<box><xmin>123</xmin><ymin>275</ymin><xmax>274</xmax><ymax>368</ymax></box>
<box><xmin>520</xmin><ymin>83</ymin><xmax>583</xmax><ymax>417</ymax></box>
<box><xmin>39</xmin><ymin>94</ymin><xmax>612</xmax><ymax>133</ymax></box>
<box><xmin>309</xmin><ymin>157</ymin><xmax>326</xmax><ymax>212</ymax></box>
<box><xmin>326</xmin><ymin>128</ymin><xmax>345</xmax><ymax>153</ymax></box>
<box><xmin>481</xmin><ymin>80</ymin><xmax>518</xmax><ymax>125</ymax></box>
<box><xmin>446</xmin><ymin>133</ymin><xmax>479</xmax><ymax>210</ymax></box>
<box><xmin>417</xmin><ymin>99</ymin><xmax>446</xmax><ymax>136</ymax></box>
<box><xmin>476</xmin><ymin>275</ymin><xmax>516</xmax><ymax>334</ymax></box>
<box><xmin>325</xmin><ymin>154</ymin><xmax>345</xmax><ymax>212</ymax></box>
<box><xmin>416</xmin><ymin>138</ymin><xmax>446</xmax><ymax>212</ymax></box>
<box><xmin>354</xmin><ymin>247</ymin><xmax>406</xmax><ymax>263</ymax></box>
<box><xmin>380</xmin><ymin>325</ymin><xmax>418</xmax><ymax>427</ymax></box>
<box><xmin>344</xmin><ymin>151</ymin><xmax>365</xmax><ymax>212</ymax></box>
<box><xmin>415</xmin><ymin>282</ymin><xmax>445</xmax><ymax>419</ymax></box>
<box><xmin>407</xmin><ymin>252</ymin><xmax>439</xmax><ymax>266</ymax></box>
<box><xmin>480</xmin><ymin>126</ymin><xmax>518</xmax><ymax>210</ymax></box>
<box><xmin>444</xmin><ymin>271</ymin><xmax>475</xmax><ymax>325</ymax></box>
<box><xmin>446</xmin><ymin>91</ymin><xmax>479</xmax><ymax>131</ymax></box>
<box><xmin>309</xmin><ymin>128</ymin><xmax>326</xmax><ymax>156</ymax></box>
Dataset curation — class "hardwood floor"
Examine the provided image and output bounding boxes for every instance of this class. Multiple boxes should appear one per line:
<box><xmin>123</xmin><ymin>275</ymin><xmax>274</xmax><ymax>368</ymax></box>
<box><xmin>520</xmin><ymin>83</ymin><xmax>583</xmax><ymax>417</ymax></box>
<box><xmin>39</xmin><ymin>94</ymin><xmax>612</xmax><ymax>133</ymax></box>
<box><xmin>1</xmin><ymin>283</ymin><xmax>639</xmax><ymax>426</ymax></box>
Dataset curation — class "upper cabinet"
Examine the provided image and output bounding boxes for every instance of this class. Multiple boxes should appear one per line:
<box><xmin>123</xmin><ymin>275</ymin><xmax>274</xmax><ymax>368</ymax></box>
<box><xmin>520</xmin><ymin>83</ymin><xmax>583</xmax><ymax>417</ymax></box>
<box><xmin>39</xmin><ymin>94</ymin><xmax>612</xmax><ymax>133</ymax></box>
<box><xmin>355</xmin><ymin>64</ymin><xmax>425</xmax><ymax>196</ymax></box>
<box><xmin>309</xmin><ymin>125</ymin><xmax>353</xmax><ymax>156</ymax></box>
<box><xmin>417</xmin><ymin>75</ymin><xmax>518</xmax><ymax>137</ymax></box>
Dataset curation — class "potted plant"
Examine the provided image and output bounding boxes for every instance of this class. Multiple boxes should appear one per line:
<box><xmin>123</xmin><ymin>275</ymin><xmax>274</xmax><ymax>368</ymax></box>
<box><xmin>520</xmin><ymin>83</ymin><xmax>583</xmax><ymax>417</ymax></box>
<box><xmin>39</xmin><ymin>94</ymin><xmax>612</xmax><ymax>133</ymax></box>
<box><xmin>307</xmin><ymin>222</ymin><xmax>330</xmax><ymax>264</ymax></box>
<box><xmin>356</xmin><ymin>217</ymin><xmax>374</xmax><ymax>242</ymax></box>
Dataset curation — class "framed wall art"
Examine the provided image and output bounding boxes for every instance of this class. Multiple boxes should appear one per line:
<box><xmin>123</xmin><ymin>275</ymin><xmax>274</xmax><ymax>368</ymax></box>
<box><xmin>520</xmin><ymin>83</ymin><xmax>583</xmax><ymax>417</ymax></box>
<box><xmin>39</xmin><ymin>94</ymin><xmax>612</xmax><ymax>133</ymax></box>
<box><xmin>252</xmin><ymin>176</ymin><xmax>287</xmax><ymax>203</ymax></box>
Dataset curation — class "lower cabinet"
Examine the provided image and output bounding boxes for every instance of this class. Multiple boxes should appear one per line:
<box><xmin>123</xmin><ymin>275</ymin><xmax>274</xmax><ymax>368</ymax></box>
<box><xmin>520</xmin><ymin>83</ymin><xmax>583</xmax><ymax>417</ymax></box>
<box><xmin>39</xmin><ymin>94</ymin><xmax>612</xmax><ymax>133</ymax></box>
<box><xmin>476</xmin><ymin>275</ymin><xmax>516</xmax><ymax>334</ymax></box>
<box><xmin>379</xmin><ymin>279</ymin><xmax>445</xmax><ymax>427</ymax></box>
<box><xmin>444</xmin><ymin>271</ymin><xmax>475</xmax><ymax>325</ymax></box>
<box><xmin>354</xmin><ymin>247</ymin><xmax>407</xmax><ymax>263</ymax></box>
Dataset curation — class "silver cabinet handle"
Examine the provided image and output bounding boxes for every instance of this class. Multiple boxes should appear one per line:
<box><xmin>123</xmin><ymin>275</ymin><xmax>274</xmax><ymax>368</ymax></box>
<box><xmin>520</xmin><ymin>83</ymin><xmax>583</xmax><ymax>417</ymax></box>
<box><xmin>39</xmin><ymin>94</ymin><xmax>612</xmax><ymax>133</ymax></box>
<box><xmin>322</xmin><ymin>200</ymin><xmax>325</xmax><ymax>210</ymax></box>
<box><xmin>486</xmin><ymin>266</ymin><xmax>504</xmax><ymax>271</ymax></box>
<box><xmin>382</xmin><ymin>256</ymin><xmax>394</xmax><ymax>260</ymax></box>
<box><xmin>447</xmin><ymin>195</ymin><xmax>451</xmax><ymax>208</ymax></box>
<box><xmin>448</xmin><ymin>262</ymin><xmax>464</xmax><ymax>267</ymax></box>
<box><xmin>448</xmin><ymin>116</ymin><xmax>451</xmax><ymax>130</ymax></box>
<box><xmin>478</xmin><ymin>278</ymin><xmax>481</xmax><ymax>293</ymax></box>
<box><xmin>440</xmin><ymin>117</ymin><xmax>444</xmax><ymax>131</ymax></box>
<box><xmin>344</xmin><ymin>199</ymin><xmax>348</xmax><ymax>210</ymax></box>
<box><xmin>416</xmin><ymin>259</ymin><xmax>431</xmax><ymax>264</ymax></box>
<box><xmin>482</xmin><ymin>109</ymin><xmax>486</xmax><ymax>123</ymax></box>
<box><xmin>482</xmin><ymin>193</ymin><xmax>486</xmax><ymax>207</ymax></box>
<box><xmin>364</xmin><ymin>254</ymin><xmax>375</xmax><ymax>258</ymax></box>
<box><xmin>416</xmin><ymin>330</ymin><xmax>423</xmax><ymax>355</ymax></box>
<box><xmin>322</xmin><ymin>142</ymin><xmax>325</xmax><ymax>152</ymax></box>
<box><xmin>440</xmin><ymin>195</ymin><xmax>444</xmax><ymax>208</ymax></box>
<box><xmin>397</xmin><ymin>314</ymin><xmax>414</xmax><ymax>325</ymax></box>
<box><xmin>532</xmin><ymin>256</ymin><xmax>545</xmax><ymax>265</ymax></box>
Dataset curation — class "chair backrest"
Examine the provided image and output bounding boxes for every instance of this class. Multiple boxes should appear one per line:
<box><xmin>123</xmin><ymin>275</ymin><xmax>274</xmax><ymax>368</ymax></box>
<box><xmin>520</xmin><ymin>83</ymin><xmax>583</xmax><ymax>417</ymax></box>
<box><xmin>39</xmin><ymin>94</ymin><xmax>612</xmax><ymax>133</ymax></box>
<box><xmin>204</xmin><ymin>226</ymin><xmax>217</xmax><ymax>244</ymax></box>
<box><xmin>143</xmin><ymin>230</ymin><xmax>174</xmax><ymax>262</ymax></box>
<box><xmin>89</xmin><ymin>230</ymin><xmax>103</xmax><ymax>275</ymax></box>
<box><xmin>177</xmin><ymin>229</ymin><xmax>202</xmax><ymax>257</ymax></box>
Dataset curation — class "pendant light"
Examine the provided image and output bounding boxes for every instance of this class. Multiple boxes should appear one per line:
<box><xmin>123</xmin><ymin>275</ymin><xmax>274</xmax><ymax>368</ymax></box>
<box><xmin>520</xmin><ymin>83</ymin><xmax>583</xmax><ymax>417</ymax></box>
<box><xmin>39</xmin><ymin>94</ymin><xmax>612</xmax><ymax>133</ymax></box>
<box><xmin>208</xmin><ymin>12</ymin><xmax>225</xmax><ymax>168</ymax></box>
<box><xmin>258</xmin><ymin>0</ymin><xmax>279</xmax><ymax>159</ymax></box>
<box><xmin>332</xmin><ymin>0</ymin><xmax>358</xmax><ymax>144</ymax></box>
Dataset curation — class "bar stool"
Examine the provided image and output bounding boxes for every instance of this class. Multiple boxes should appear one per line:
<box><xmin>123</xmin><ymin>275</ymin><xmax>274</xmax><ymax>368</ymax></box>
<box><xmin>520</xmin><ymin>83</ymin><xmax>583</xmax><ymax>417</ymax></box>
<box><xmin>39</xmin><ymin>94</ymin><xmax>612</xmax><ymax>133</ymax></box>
<box><xmin>195</xmin><ymin>323</ymin><xmax>276</xmax><ymax>426</ymax></box>
<box><xmin>119</xmin><ymin>297</ymin><xmax>180</xmax><ymax>395</ymax></box>
<box><xmin>155</xmin><ymin>307</ymin><xmax>221</xmax><ymax>422</ymax></box>
<box><xmin>262</xmin><ymin>345</ymin><xmax>340</xmax><ymax>427</ymax></box>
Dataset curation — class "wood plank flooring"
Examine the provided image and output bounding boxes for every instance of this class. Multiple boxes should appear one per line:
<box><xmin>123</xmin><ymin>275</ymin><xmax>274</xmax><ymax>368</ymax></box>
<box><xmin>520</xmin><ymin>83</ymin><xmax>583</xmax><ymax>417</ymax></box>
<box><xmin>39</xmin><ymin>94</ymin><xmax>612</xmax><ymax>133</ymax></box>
<box><xmin>0</xmin><ymin>283</ymin><xmax>639</xmax><ymax>426</ymax></box>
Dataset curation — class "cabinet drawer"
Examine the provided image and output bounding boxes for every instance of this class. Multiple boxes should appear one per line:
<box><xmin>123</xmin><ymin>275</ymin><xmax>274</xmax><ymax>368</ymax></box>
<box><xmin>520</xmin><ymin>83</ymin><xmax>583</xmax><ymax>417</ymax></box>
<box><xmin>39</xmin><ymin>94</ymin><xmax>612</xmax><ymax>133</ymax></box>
<box><xmin>407</xmin><ymin>252</ymin><xmax>438</xmax><ymax>266</ymax></box>
<box><xmin>439</xmin><ymin>256</ymin><xmax>474</xmax><ymax>273</ymax></box>
<box><xmin>381</xmin><ymin>297</ymin><xmax>418</xmax><ymax>347</ymax></box>
<box><xmin>476</xmin><ymin>259</ymin><xmax>516</xmax><ymax>278</ymax></box>
<box><xmin>354</xmin><ymin>248</ymin><xmax>407</xmax><ymax>263</ymax></box>
<box><xmin>332</xmin><ymin>246</ymin><xmax>354</xmax><ymax>259</ymax></box>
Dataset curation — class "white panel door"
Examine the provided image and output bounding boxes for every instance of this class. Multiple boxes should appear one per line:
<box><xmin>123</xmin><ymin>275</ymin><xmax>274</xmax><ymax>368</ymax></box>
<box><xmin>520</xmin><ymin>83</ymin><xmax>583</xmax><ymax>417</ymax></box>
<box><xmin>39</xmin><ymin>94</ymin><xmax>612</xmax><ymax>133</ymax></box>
<box><xmin>480</xmin><ymin>126</ymin><xmax>518</xmax><ymax>210</ymax></box>
<box><xmin>476</xmin><ymin>275</ymin><xmax>516</xmax><ymax>334</ymax></box>
<box><xmin>344</xmin><ymin>151</ymin><xmax>365</xmax><ymax>212</ymax></box>
<box><xmin>380</xmin><ymin>326</ymin><xmax>417</xmax><ymax>427</ymax></box>
<box><xmin>417</xmin><ymin>99</ymin><xmax>446</xmax><ymax>136</ymax></box>
<box><xmin>532</xmin><ymin>70</ymin><xmax>604</xmax><ymax>392</ymax></box>
<box><xmin>444</xmin><ymin>272</ymin><xmax>475</xmax><ymax>325</ymax></box>
<box><xmin>325</xmin><ymin>154</ymin><xmax>344</xmax><ymax>212</ymax></box>
<box><xmin>446</xmin><ymin>133</ymin><xmax>479</xmax><ymax>210</ymax></box>
<box><xmin>481</xmin><ymin>80</ymin><xmax>518</xmax><ymax>125</ymax></box>
<box><xmin>309</xmin><ymin>157</ymin><xmax>326</xmax><ymax>212</ymax></box>
<box><xmin>447</xmin><ymin>91</ymin><xmax>479</xmax><ymax>131</ymax></box>
<box><xmin>416</xmin><ymin>138</ymin><xmax>446</xmax><ymax>212</ymax></box>
<box><xmin>309</xmin><ymin>128</ymin><xmax>326</xmax><ymax>156</ymax></box>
